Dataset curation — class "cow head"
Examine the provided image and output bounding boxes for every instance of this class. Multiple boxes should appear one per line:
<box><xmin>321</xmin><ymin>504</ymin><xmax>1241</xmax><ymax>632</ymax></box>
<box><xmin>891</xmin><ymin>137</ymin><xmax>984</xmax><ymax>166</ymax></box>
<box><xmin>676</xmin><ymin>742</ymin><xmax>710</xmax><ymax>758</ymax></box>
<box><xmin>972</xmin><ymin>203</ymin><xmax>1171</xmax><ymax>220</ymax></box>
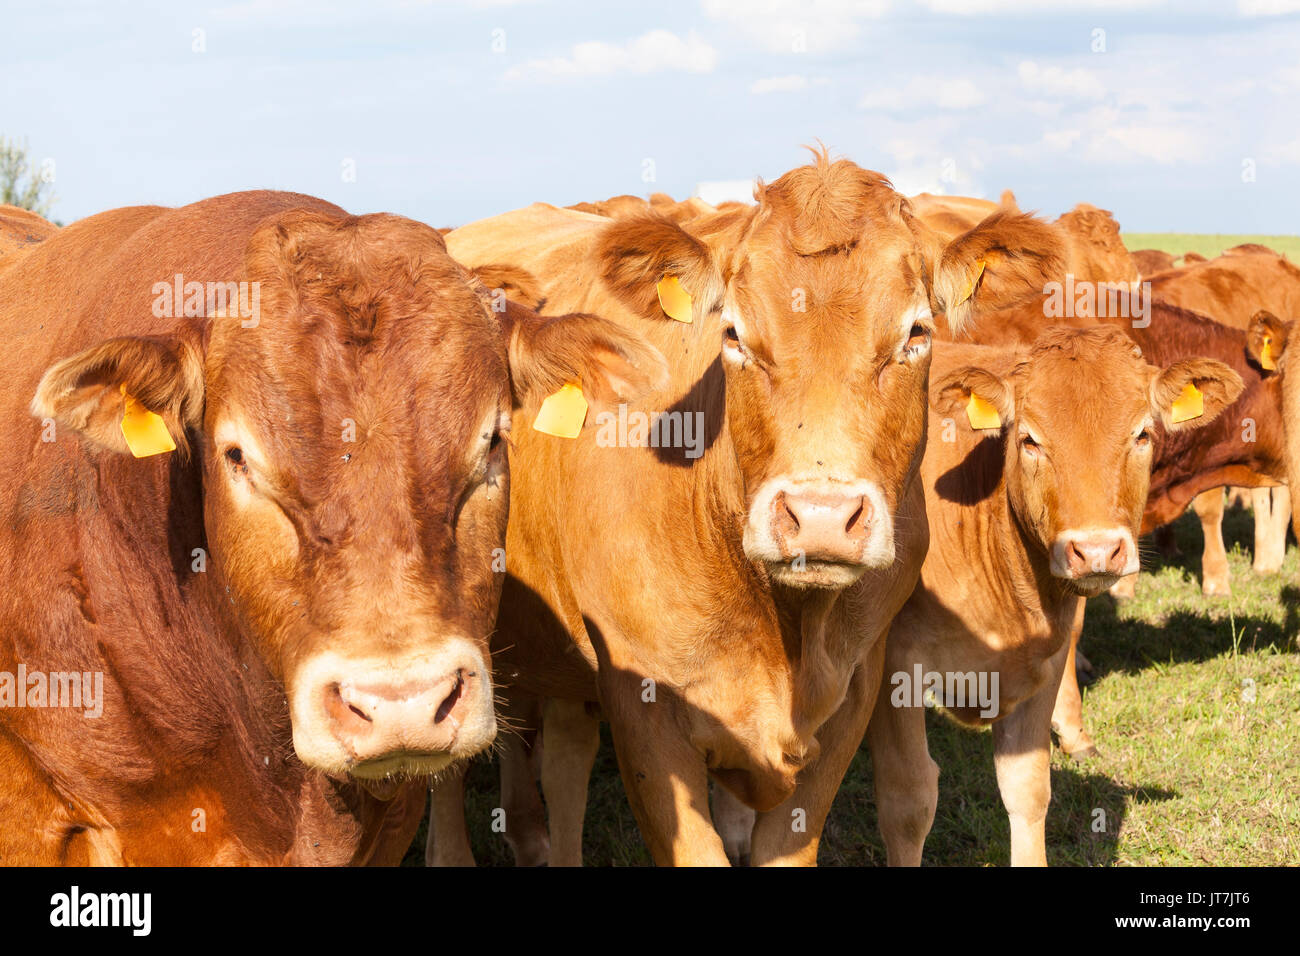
<box><xmin>32</xmin><ymin>210</ymin><xmax>665</xmax><ymax>782</ymax></box>
<box><xmin>1055</xmin><ymin>203</ymin><xmax>1140</xmax><ymax>286</ymax></box>
<box><xmin>933</xmin><ymin>326</ymin><xmax>1243</xmax><ymax>595</ymax></box>
<box><xmin>596</xmin><ymin>150</ymin><xmax>1063</xmax><ymax>590</ymax></box>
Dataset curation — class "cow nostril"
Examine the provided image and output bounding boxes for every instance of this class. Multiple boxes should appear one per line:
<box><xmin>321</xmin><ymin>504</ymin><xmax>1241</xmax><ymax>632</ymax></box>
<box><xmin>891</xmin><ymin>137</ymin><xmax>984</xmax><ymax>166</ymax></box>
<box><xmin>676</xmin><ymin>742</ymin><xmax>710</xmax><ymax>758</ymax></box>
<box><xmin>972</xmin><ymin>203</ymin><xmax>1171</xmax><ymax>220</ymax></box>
<box><xmin>434</xmin><ymin>670</ymin><xmax>466</xmax><ymax>724</ymax></box>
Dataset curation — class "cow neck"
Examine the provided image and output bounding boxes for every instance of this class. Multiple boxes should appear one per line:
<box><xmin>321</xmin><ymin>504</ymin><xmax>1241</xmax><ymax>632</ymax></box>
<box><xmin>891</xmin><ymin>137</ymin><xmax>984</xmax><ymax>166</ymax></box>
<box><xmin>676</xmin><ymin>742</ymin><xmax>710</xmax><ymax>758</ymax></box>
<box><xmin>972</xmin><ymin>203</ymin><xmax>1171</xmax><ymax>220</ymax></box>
<box><xmin>991</xmin><ymin>451</ymin><xmax>1076</xmax><ymax>651</ymax></box>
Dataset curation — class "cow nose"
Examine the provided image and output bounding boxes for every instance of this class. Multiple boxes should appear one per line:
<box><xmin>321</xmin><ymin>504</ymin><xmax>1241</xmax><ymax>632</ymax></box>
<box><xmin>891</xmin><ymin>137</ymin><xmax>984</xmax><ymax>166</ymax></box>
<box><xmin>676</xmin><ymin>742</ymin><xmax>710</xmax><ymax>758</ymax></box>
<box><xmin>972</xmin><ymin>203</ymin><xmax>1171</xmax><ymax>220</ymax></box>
<box><xmin>1061</xmin><ymin>534</ymin><xmax>1129</xmax><ymax>577</ymax></box>
<box><xmin>771</xmin><ymin>490</ymin><xmax>872</xmax><ymax>564</ymax></box>
<box><xmin>325</xmin><ymin>665</ymin><xmax>481</xmax><ymax>763</ymax></box>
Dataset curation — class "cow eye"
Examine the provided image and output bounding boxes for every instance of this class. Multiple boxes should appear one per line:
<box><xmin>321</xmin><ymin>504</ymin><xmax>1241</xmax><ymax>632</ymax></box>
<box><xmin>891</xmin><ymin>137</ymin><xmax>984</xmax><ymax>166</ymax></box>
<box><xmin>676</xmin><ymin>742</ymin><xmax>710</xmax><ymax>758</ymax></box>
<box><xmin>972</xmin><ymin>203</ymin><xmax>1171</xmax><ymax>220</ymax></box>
<box><xmin>488</xmin><ymin>430</ymin><xmax>504</xmax><ymax>453</ymax></box>
<box><xmin>723</xmin><ymin>325</ymin><xmax>740</xmax><ymax>345</ymax></box>
<box><xmin>1135</xmin><ymin>429</ymin><xmax>1152</xmax><ymax>447</ymax></box>
<box><xmin>225</xmin><ymin>447</ymin><xmax>244</xmax><ymax>466</ymax></box>
<box><xmin>1020</xmin><ymin>434</ymin><xmax>1040</xmax><ymax>454</ymax></box>
<box><xmin>904</xmin><ymin>323</ymin><xmax>931</xmax><ymax>356</ymax></box>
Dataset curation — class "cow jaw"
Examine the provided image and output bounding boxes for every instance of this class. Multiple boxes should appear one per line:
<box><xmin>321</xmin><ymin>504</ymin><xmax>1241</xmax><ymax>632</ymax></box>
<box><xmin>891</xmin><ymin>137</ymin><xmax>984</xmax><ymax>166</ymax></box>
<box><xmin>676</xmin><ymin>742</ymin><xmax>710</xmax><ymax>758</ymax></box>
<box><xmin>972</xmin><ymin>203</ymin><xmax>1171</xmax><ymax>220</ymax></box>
<box><xmin>287</xmin><ymin>641</ymin><xmax>497</xmax><ymax>780</ymax></box>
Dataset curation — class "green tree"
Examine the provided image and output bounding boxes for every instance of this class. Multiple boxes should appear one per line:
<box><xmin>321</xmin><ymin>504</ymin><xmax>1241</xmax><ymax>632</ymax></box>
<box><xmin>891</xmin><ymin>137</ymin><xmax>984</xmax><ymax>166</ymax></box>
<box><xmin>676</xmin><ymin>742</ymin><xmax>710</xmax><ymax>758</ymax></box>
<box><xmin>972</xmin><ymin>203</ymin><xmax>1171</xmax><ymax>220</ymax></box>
<box><xmin>0</xmin><ymin>137</ymin><xmax>56</xmax><ymax>217</ymax></box>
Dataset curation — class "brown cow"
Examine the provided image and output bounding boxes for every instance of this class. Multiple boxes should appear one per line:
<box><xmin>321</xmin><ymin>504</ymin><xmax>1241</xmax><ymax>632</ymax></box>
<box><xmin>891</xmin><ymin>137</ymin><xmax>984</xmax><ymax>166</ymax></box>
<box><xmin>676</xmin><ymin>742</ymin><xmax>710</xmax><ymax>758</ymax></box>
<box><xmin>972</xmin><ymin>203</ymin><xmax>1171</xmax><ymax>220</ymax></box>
<box><xmin>0</xmin><ymin>190</ymin><xmax>664</xmax><ymax>864</ymax></box>
<box><xmin>0</xmin><ymin>204</ymin><xmax>57</xmax><ymax>270</ymax></box>
<box><xmin>910</xmin><ymin>190</ymin><xmax>1016</xmax><ymax>239</ymax></box>
<box><xmin>1131</xmin><ymin>248</ymin><xmax>1177</xmax><ymax>276</ymax></box>
<box><xmin>1247</xmin><ymin>311</ymin><xmax>1300</xmax><ymax>548</ymax></box>
<box><xmin>943</xmin><ymin>293</ymin><xmax>1287</xmax><ymax>758</ymax></box>
<box><xmin>1054</xmin><ymin>203</ymin><xmax>1140</xmax><ymax>287</ymax></box>
<box><xmin>1142</xmin><ymin>249</ymin><xmax>1300</xmax><ymax>591</ymax></box>
<box><xmin>428</xmin><ymin>151</ymin><xmax>1062</xmax><ymax>866</ymax></box>
<box><xmin>872</xmin><ymin>326</ymin><xmax>1240</xmax><ymax>866</ymax></box>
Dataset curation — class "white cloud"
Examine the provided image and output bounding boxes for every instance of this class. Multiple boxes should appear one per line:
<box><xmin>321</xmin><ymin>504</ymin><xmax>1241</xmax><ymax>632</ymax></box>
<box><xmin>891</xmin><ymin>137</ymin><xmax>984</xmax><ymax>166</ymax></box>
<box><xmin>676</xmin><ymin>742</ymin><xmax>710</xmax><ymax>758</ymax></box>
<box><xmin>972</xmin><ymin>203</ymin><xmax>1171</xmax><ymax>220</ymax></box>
<box><xmin>750</xmin><ymin>74</ymin><xmax>831</xmax><ymax>94</ymax></box>
<box><xmin>1091</xmin><ymin>123</ymin><xmax>1205</xmax><ymax>165</ymax></box>
<box><xmin>1042</xmin><ymin>128</ymin><xmax>1084</xmax><ymax>151</ymax></box>
<box><xmin>703</xmin><ymin>0</ymin><xmax>889</xmax><ymax>53</ymax></box>
<box><xmin>1018</xmin><ymin>61</ymin><xmax>1106</xmax><ymax>100</ymax></box>
<box><xmin>503</xmin><ymin>30</ymin><xmax>717</xmax><ymax>82</ymax></box>
<box><xmin>918</xmin><ymin>0</ymin><xmax>1163</xmax><ymax>12</ymax></box>
<box><xmin>859</xmin><ymin>76</ymin><xmax>986</xmax><ymax>112</ymax></box>
<box><xmin>1238</xmin><ymin>0</ymin><xmax>1300</xmax><ymax>15</ymax></box>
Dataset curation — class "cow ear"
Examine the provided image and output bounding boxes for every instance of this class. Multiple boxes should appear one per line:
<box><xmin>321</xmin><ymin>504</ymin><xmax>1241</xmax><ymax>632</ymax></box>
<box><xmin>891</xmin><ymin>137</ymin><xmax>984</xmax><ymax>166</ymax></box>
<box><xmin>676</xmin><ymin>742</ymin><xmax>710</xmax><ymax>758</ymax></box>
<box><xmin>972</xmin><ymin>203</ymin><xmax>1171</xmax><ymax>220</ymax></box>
<box><xmin>1247</xmin><ymin>310</ymin><xmax>1290</xmax><ymax>373</ymax></box>
<box><xmin>931</xmin><ymin>366</ymin><xmax>1013</xmax><ymax>432</ymax></box>
<box><xmin>1149</xmin><ymin>358</ymin><xmax>1244</xmax><ymax>432</ymax></box>
<box><xmin>31</xmin><ymin>334</ymin><xmax>205</xmax><ymax>458</ymax></box>
<box><xmin>503</xmin><ymin>299</ymin><xmax>668</xmax><ymax>422</ymax></box>
<box><xmin>595</xmin><ymin>214</ymin><xmax>724</xmax><ymax>324</ymax></box>
<box><xmin>932</xmin><ymin>210</ymin><xmax>1067</xmax><ymax>332</ymax></box>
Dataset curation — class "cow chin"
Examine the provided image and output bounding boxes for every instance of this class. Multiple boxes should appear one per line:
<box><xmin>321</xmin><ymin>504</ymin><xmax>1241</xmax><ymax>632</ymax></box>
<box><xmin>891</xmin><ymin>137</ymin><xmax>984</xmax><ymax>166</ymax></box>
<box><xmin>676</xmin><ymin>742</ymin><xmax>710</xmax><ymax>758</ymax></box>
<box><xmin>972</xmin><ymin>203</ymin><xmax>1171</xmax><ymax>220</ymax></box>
<box><xmin>1061</xmin><ymin>572</ymin><xmax>1122</xmax><ymax>597</ymax></box>
<box><xmin>286</xmin><ymin>641</ymin><xmax>497</xmax><ymax>781</ymax></box>
<box><xmin>766</xmin><ymin>559</ymin><xmax>869</xmax><ymax>590</ymax></box>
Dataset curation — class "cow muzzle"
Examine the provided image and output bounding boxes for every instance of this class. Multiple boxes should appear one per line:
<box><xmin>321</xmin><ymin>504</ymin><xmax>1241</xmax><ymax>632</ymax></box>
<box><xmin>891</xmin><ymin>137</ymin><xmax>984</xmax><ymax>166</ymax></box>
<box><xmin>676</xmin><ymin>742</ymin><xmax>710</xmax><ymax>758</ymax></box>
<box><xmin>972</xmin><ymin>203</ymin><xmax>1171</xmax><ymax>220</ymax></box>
<box><xmin>1050</xmin><ymin>527</ymin><xmax>1139</xmax><ymax>593</ymax></box>
<box><xmin>289</xmin><ymin>639</ymin><xmax>496</xmax><ymax>780</ymax></box>
<box><xmin>743</xmin><ymin>478</ymin><xmax>894</xmax><ymax>588</ymax></box>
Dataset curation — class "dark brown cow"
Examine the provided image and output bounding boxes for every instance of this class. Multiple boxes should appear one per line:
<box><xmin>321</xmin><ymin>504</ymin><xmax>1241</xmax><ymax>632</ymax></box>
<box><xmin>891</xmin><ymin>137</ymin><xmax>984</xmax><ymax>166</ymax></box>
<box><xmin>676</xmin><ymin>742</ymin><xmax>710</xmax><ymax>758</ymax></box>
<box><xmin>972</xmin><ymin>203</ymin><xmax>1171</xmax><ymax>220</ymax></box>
<box><xmin>429</xmin><ymin>151</ymin><xmax>1062</xmax><ymax>866</ymax></box>
<box><xmin>872</xmin><ymin>327</ymin><xmax>1240</xmax><ymax>866</ymax></box>
<box><xmin>1142</xmin><ymin>249</ymin><xmax>1300</xmax><ymax>590</ymax></box>
<box><xmin>0</xmin><ymin>190</ymin><xmax>664</xmax><ymax>864</ymax></box>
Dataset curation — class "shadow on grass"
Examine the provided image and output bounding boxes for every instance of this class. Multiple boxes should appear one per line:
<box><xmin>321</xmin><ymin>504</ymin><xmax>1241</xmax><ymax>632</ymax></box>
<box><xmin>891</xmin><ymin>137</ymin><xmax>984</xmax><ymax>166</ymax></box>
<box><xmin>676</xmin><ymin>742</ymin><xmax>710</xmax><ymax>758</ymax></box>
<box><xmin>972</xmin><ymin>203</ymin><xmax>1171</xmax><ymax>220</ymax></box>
<box><xmin>816</xmin><ymin>710</ymin><xmax>1176</xmax><ymax>866</ymax></box>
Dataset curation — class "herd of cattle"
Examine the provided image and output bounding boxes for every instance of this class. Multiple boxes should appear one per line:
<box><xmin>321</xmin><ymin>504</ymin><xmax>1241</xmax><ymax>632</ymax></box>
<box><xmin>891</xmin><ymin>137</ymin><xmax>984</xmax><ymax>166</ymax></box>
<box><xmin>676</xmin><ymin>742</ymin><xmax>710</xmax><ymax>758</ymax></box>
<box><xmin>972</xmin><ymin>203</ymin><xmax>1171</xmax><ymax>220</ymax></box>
<box><xmin>0</xmin><ymin>147</ymin><xmax>1294</xmax><ymax>866</ymax></box>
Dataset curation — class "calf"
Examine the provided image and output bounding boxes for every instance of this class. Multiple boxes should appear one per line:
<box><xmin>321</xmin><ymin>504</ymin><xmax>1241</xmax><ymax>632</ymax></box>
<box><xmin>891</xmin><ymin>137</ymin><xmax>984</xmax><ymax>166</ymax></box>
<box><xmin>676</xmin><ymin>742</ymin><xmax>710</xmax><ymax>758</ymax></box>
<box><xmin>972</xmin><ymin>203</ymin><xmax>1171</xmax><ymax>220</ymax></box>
<box><xmin>430</xmin><ymin>151</ymin><xmax>1063</xmax><ymax>865</ymax></box>
<box><xmin>0</xmin><ymin>190</ymin><xmax>662</xmax><ymax>864</ymax></box>
<box><xmin>871</xmin><ymin>326</ymin><xmax>1241</xmax><ymax>865</ymax></box>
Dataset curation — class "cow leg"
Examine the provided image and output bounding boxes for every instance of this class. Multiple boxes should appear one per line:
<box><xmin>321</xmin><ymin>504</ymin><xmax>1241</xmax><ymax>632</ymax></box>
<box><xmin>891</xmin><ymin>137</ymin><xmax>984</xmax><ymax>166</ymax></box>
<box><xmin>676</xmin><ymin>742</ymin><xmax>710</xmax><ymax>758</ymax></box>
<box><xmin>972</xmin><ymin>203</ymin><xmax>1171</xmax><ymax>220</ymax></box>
<box><xmin>992</xmin><ymin>644</ymin><xmax>1066</xmax><ymax>867</ymax></box>
<box><xmin>711</xmin><ymin>782</ymin><xmax>757</xmax><ymax>866</ymax></box>
<box><xmin>602</xmin><ymin>673</ymin><xmax>728</xmax><ymax>866</ymax></box>
<box><xmin>750</xmin><ymin>647</ymin><xmax>885</xmax><ymax>866</ymax></box>
<box><xmin>425</xmin><ymin>766</ymin><xmax>475</xmax><ymax>866</ymax></box>
<box><xmin>866</xmin><ymin>675</ymin><xmax>937</xmax><ymax>865</ymax></box>
<box><xmin>1193</xmin><ymin>488</ymin><xmax>1231</xmax><ymax>596</ymax></box>
<box><xmin>1252</xmin><ymin>486</ymin><xmax>1290</xmax><ymax>574</ymax></box>
<box><xmin>539</xmin><ymin>697</ymin><xmax>601</xmax><ymax>867</ymax></box>
<box><xmin>1050</xmin><ymin>602</ymin><xmax>1097</xmax><ymax>760</ymax></box>
<box><xmin>498</xmin><ymin>698</ymin><xmax>550</xmax><ymax>866</ymax></box>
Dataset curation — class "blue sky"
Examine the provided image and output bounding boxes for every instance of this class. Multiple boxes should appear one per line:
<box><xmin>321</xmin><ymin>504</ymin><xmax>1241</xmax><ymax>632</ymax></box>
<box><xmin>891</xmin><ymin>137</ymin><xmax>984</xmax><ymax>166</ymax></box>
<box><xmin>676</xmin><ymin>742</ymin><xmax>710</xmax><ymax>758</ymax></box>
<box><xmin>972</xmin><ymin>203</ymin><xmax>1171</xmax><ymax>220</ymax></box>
<box><xmin>5</xmin><ymin>0</ymin><xmax>1300</xmax><ymax>232</ymax></box>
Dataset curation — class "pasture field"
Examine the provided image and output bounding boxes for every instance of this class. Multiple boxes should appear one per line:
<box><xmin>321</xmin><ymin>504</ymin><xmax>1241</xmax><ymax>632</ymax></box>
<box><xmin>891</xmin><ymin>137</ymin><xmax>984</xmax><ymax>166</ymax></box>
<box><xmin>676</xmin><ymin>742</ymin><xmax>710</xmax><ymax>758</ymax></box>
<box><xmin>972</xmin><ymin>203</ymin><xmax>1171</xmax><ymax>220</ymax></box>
<box><xmin>407</xmin><ymin>503</ymin><xmax>1300</xmax><ymax>866</ymax></box>
<box><xmin>1122</xmin><ymin>233</ymin><xmax>1300</xmax><ymax>260</ymax></box>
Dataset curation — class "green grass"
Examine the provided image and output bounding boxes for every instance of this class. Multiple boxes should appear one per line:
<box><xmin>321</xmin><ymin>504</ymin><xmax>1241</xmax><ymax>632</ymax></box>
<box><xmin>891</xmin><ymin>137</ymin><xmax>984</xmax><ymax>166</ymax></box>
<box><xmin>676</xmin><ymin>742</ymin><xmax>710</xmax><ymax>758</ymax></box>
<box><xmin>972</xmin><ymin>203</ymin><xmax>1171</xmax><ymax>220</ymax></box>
<box><xmin>1122</xmin><ymin>233</ymin><xmax>1300</xmax><ymax>259</ymax></box>
<box><xmin>406</xmin><ymin>502</ymin><xmax>1300</xmax><ymax>866</ymax></box>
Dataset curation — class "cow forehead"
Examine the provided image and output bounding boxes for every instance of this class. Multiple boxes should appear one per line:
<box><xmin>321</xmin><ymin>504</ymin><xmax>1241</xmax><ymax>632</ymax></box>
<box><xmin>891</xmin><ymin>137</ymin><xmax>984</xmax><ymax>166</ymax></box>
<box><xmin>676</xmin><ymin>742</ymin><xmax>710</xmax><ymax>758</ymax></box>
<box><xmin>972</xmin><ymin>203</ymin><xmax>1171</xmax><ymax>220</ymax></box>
<box><xmin>1015</xmin><ymin>335</ymin><xmax>1150</xmax><ymax>424</ymax></box>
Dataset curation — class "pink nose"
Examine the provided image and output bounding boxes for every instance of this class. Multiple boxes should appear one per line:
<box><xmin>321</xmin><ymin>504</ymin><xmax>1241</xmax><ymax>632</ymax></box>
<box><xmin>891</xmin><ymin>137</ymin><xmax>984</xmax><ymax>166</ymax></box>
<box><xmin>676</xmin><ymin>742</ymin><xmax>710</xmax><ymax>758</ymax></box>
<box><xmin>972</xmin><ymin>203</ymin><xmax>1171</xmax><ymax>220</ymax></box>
<box><xmin>324</xmin><ymin>666</ymin><xmax>480</xmax><ymax>763</ymax></box>
<box><xmin>770</xmin><ymin>490</ymin><xmax>872</xmax><ymax>564</ymax></box>
<box><xmin>1062</xmin><ymin>535</ymin><xmax>1129</xmax><ymax>577</ymax></box>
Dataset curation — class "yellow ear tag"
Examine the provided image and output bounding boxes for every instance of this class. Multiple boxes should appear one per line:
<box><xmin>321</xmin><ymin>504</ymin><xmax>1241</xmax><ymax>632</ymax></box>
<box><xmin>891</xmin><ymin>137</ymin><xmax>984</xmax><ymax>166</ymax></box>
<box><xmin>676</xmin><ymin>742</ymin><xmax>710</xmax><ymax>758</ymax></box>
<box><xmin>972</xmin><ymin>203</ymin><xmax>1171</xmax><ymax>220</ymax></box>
<box><xmin>656</xmin><ymin>275</ymin><xmax>693</xmax><ymax>323</ymax></box>
<box><xmin>119</xmin><ymin>385</ymin><xmax>177</xmax><ymax>458</ymax></box>
<box><xmin>957</xmin><ymin>259</ymin><xmax>986</xmax><ymax>305</ymax></box>
<box><xmin>1261</xmin><ymin>336</ymin><xmax>1277</xmax><ymax>371</ymax></box>
<box><xmin>1170</xmin><ymin>382</ymin><xmax>1204</xmax><ymax>424</ymax></box>
<box><xmin>965</xmin><ymin>391</ymin><xmax>1001</xmax><ymax>430</ymax></box>
<box><xmin>532</xmin><ymin>383</ymin><xmax>588</xmax><ymax>439</ymax></box>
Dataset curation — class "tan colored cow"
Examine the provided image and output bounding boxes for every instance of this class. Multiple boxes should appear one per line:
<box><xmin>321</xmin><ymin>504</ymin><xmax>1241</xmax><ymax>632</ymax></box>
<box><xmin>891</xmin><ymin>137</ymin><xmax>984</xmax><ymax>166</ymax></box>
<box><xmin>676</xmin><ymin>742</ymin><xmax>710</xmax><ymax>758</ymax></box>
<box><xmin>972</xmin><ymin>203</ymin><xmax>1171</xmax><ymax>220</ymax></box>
<box><xmin>871</xmin><ymin>326</ymin><xmax>1241</xmax><ymax>866</ymax></box>
<box><xmin>429</xmin><ymin>151</ymin><xmax>1064</xmax><ymax>866</ymax></box>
